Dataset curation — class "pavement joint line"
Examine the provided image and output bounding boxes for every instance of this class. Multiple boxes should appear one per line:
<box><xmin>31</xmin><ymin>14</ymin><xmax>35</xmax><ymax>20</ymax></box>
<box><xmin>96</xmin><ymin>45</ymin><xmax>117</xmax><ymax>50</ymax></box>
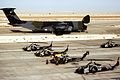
<box><xmin>0</xmin><ymin>34</ymin><xmax>120</xmax><ymax>43</ymax></box>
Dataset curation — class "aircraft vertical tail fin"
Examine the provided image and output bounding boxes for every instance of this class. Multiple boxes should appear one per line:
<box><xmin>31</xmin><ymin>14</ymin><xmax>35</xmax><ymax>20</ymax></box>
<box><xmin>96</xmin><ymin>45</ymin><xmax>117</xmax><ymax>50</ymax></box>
<box><xmin>49</xmin><ymin>41</ymin><xmax>53</xmax><ymax>47</ymax></box>
<box><xmin>62</xmin><ymin>45</ymin><xmax>69</xmax><ymax>54</ymax></box>
<box><xmin>81</xmin><ymin>51</ymin><xmax>89</xmax><ymax>61</ymax></box>
<box><xmin>82</xmin><ymin>15</ymin><xmax>90</xmax><ymax>23</ymax></box>
<box><xmin>0</xmin><ymin>8</ymin><xmax>24</xmax><ymax>25</ymax></box>
<box><xmin>78</xmin><ymin>15</ymin><xmax>90</xmax><ymax>32</ymax></box>
<box><xmin>111</xmin><ymin>57</ymin><xmax>119</xmax><ymax>70</ymax></box>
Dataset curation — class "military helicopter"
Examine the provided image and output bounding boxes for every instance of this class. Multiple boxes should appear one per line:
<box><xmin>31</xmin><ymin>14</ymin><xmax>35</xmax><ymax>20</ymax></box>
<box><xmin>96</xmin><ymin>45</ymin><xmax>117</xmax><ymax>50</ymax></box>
<box><xmin>100</xmin><ymin>40</ymin><xmax>120</xmax><ymax>48</ymax></box>
<box><xmin>34</xmin><ymin>45</ymin><xmax>69</xmax><ymax>57</ymax></box>
<box><xmin>75</xmin><ymin>57</ymin><xmax>119</xmax><ymax>74</ymax></box>
<box><xmin>47</xmin><ymin>51</ymin><xmax>89</xmax><ymax>65</ymax></box>
<box><xmin>22</xmin><ymin>42</ymin><xmax>53</xmax><ymax>51</ymax></box>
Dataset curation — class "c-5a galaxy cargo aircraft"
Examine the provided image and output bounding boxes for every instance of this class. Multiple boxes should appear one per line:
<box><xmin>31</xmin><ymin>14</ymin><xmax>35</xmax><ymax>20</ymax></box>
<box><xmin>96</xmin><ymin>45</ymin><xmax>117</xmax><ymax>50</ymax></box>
<box><xmin>0</xmin><ymin>8</ymin><xmax>90</xmax><ymax>35</ymax></box>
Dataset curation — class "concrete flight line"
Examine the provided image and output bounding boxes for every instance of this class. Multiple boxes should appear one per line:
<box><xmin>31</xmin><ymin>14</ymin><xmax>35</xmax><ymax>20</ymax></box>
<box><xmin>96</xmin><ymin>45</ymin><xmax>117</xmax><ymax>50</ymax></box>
<box><xmin>0</xmin><ymin>34</ymin><xmax>120</xmax><ymax>43</ymax></box>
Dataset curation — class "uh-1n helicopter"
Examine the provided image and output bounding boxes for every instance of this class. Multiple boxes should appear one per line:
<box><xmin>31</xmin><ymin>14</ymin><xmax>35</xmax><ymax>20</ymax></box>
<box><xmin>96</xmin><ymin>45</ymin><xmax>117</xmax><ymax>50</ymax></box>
<box><xmin>22</xmin><ymin>42</ymin><xmax>53</xmax><ymax>51</ymax></box>
<box><xmin>34</xmin><ymin>45</ymin><xmax>69</xmax><ymax>57</ymax></box>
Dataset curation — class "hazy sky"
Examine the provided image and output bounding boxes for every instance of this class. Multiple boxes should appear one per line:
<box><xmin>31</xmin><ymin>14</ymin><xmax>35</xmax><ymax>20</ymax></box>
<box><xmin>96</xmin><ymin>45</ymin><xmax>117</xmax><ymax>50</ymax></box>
<box><xmin>0</xmin><ymin>0</ymin><xmax>120</xmax><ymax>13</ymax></box>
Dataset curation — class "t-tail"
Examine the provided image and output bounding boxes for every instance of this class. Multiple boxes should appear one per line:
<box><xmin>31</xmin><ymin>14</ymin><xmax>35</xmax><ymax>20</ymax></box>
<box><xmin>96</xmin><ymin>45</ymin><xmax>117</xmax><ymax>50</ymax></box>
<box><xmin>78</xmin><ymin>15</ymin><xmax>90</xmax><ymax>32</ymax></box>
<box><xmin>82</xmin><ymin>15</ymin><xmax>90</xmax><ymax>24</ymax></box>
<box><xmin>61</xmin><ymin>45</ymin><xmax>69</xmax><ymax>54</ymax></box>
<box><xmin>0</xmin><ymin>8</ymin><xmax>26</xmax><ymax>25</ymax></box>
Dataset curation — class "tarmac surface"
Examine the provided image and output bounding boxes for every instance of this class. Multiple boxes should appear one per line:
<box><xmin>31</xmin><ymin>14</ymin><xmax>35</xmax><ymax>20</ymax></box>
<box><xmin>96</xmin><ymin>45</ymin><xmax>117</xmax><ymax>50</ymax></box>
<box><xmin>0</xmin><ymin>20</ymin><xmax>120</xmax><ymax>80</ymax></box>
